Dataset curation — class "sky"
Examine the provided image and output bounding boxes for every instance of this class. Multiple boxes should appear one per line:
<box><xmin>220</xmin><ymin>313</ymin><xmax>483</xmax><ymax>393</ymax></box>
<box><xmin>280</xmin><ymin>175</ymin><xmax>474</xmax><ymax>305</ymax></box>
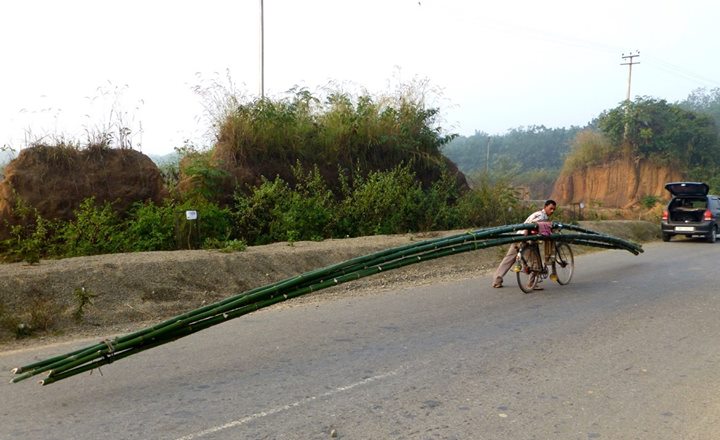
<box><xmin>2</xmin><ymin>0</ymin><xmax>720</xmax><ymax>157</ymax></box>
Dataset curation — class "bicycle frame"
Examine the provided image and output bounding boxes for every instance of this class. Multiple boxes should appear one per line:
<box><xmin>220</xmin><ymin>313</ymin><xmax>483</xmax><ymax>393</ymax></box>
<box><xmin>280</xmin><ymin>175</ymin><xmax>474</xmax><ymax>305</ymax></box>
<box><xmin>513</xmin><ymin>231</ymin><xmax>574</xmax><ymax>293</ymax></box>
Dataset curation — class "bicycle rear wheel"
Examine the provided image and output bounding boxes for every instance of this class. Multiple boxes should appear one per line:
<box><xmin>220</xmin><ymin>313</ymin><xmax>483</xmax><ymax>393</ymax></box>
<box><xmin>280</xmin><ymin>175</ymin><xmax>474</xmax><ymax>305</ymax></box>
<box><xmin>516</xmin><ymin>245</ymin><xmax>541</xmax><ymax>293</ymax></box>
<box><xmin>553</xmin><ymin>242</ymin><xmax>574</xmax><ymax>285</ymax></box>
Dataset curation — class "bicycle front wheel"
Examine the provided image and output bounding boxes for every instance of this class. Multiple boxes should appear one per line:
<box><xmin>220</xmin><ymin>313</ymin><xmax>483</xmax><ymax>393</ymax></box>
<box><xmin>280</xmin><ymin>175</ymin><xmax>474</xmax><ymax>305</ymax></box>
<box><xmin>553</xmin><ymin>242</ymin><xmax>574</xmax><ymax>285</ymax></box>
<box><xmin>516</xmin><ymin>245</ymin><xmax>541</xmax><ymax>293</ymax></box>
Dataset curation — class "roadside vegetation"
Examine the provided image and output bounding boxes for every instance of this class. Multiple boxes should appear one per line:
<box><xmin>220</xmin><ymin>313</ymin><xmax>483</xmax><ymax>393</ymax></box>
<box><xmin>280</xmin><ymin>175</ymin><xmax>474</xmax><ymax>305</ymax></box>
<box><xmin>0</xmin><ymin>81</ymin><xmax>527</xmax><ymax>264</ymax></box>
<box><xmin>4</xmin><ymin>84</ymin><xmax>720</xmax><ymax>266</ymax></box>
<box><xmin>0</xmin><ymin>161</ymin><xmax>525</xmax><ymax>264</ymax></box>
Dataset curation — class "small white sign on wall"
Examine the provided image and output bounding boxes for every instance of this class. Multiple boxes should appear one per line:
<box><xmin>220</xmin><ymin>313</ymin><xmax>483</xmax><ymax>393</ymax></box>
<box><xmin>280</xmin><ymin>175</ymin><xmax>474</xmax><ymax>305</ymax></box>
<box><xmin>185</xmin><ymin>210</ymin><xmax>198</xmax><ymax>220</ymax></box>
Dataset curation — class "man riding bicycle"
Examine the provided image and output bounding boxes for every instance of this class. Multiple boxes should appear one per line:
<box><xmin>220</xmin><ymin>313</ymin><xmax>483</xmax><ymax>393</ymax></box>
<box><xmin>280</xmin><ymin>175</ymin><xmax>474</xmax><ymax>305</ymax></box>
<box><xmin>491</xmin><ymin>199</ymin><xmax>557</xmax><ymax>290</ymax></box>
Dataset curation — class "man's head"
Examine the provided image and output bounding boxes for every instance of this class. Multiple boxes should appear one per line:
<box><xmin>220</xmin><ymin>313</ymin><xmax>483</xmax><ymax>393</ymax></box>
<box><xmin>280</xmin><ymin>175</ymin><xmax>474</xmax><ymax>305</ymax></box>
<box><xmin>543</xmin><ymin>199</ymin><xmax>557</xmax><ymax>216</ymax></box>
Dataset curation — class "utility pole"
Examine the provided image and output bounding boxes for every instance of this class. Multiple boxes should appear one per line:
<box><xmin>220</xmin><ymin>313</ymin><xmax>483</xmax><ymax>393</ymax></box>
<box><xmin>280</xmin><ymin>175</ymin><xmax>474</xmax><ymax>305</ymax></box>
<box><xmin>485</xmin><ymin>137</ymin><xmax>492</xmax><ymax>174</ymax></box>
<box><xmin>260</xmin><ymin>0</ymin><xmax>265</xmax><ymax>99</ymax></box>
<box><xmin>620</xmin><ymin>51</ymin><xmax>640</xmax><ymax>141</ymax></box>
<box><xmin>620</xmin><ymin>51</ymin><xmax>640</xmax><ymax>102</ymax></box>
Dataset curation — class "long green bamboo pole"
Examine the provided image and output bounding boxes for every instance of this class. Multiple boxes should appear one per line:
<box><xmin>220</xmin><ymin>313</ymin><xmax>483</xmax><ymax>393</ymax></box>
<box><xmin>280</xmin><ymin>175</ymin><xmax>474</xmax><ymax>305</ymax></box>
<box><xmin>17</xmin><ymin>229</ymin><xmax>643</xmax><ymax>383</ymax></box>
<box><xmin>11</xmin><ymin>224</ymin><xmax>644</xmax><ymax>385</ymax></box>
<box><xmin>42</xmin><ymin>231</ymin><xmax>643</xmax><ymax>384</ymax></box>
<box><xmin>17</xmin><ymin>230</ymin><xmax>642</xmax><ymax>384</ymax></box>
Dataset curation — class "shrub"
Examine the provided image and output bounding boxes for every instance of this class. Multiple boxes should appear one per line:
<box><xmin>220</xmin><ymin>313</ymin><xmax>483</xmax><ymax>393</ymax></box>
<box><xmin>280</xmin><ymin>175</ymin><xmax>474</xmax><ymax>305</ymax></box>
<box><xmin>276</xmin><ymin>163</ymin><xmax>336</xmax><ymax>241</ymax></box>
<box><xmin>174</xmin><ymin>200</ymin><xmax>233</xmax><ymax>249</ymax></box>
<box><xmin>124</xmin><ymin>201</ymin><xmax>177</xmax><ymax>251</ymax></box>
<box><xmin>181</xmin><ymin>150</ymin><xmax>230</xmax><ymax>201</ymax></box>
<box><xmin>72</xmin><ymin>286</ymin><xmax>98</xmax><ymax>322</ymax></box>
<box><xmin>640</xmin><ymin>195</ymin><xmax>660</xmax><ymax>209</ymax></box>
<box><xmin>456</xmin><ymin>175</ymin><xmax>522</xmax><ymax>228</ymax></box>
<box><xmin>28</xmin><ymin>296</ymin><xmax>57</xmax><ymax>333</ymax></box>
<box><xmin>233</xmin><ymin>166</ymin><xmax>335</xmax><ymax>245</ymax></box>
<box><xmin>416</xmin><ymin>166</ymin><xmax>462</xmax><ymax>230</ymax></box>
<box><xmin>203</xmin><ymin>237</ymin><xmax>247</xmax><ymax>252</ymax></box>
<box><xmin>233</xmin><ymin>176</ymin><xmax>293</xmax><ymax>245</ymax></box>
<box><xmin>336</xmin><ymin>163</ymin><xmax>425</xmax><ymax>236</ymax></box>
<box><xmin>59</xmin><ymin>198</ymin><xmax>124</xmax><ymax>257</ymax></box>
<box><xmin>0</xmin><ymin>194</ymin><xmax>62</xmax><ymax>263</ymax></box>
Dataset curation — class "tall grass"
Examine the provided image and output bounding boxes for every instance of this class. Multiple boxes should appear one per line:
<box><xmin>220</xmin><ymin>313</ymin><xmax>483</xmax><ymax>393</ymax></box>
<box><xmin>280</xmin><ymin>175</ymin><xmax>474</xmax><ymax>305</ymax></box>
<box><xmin>209</xmin><ymin>83</ymin><xmax>454</xmax><ymax>180</ymax></box>
<box><xmin>561</xmin><ymin>129</ymin><xmax>618</xmax><ymax>173</ymax></box>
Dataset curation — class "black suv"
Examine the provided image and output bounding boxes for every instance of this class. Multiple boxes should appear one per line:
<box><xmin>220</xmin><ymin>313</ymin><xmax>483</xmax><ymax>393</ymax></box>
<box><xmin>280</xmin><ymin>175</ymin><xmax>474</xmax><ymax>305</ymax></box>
<box><xmin>661</xmin><ymin>182</ymin><xmax>720</xmax><ymax>243</ymax></box>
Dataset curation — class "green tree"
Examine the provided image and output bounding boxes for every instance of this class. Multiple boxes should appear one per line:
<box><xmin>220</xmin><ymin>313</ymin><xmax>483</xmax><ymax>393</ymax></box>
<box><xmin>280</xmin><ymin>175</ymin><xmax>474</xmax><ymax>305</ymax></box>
<box><xmin>180</xmin><ymin>150</ymin><xmax>230</xmax><ymax>202</ymax></box>
<box><xmin>597</xmin><ymin>96</ymin><xmax>718</xmax><ymax>168</ymax></box>
<box><xmin>679</xmin><ymin>87</ymin><xmax>720</xmax><ymax>128</ymax></box>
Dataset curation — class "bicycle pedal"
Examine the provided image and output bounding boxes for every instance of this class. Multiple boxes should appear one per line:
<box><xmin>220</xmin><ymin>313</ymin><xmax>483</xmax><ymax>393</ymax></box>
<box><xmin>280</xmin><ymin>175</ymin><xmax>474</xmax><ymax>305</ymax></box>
<box><xmin>512</xmin><ymin>264</ymin><xmax>521</xmax><ymax>273</ymax></box>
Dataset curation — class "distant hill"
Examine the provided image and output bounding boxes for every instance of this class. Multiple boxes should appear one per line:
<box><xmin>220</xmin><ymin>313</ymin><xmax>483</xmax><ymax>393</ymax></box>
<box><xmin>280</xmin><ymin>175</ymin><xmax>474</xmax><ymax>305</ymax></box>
<box><xmin>442</xmin><ymin>125</ymin><xmax>581</xmax><ymax>176</ymax></box>
<box><xmin>442</xmin><ymin>125</ymin><xmax>582</xmax><ymax>199</ymax></box>
<box><xmin>147</xmin><ymin>152</ymin><xmax>179</xmax><ymax>166</ymax></box>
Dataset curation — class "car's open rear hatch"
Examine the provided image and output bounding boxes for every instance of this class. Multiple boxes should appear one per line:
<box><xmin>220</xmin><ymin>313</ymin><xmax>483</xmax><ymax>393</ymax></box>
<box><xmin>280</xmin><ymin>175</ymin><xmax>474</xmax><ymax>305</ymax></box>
<box><xmin>665</xmin><ymin>182</ymin><xmax>709</xmax><ymax>197</ymax></box>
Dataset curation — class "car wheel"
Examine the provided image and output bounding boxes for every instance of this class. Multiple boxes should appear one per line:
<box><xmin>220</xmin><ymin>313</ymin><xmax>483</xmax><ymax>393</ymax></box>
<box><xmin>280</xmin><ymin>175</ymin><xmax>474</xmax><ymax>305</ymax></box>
<box><xmin>707</xmin><ymin>226</ymin><xmax>717</xmax><ymax>243</ymax></box>
<box><xmin>662</xmin><ymin>233</ymin><xmax>671</xmax><ymax>242</ymax></box>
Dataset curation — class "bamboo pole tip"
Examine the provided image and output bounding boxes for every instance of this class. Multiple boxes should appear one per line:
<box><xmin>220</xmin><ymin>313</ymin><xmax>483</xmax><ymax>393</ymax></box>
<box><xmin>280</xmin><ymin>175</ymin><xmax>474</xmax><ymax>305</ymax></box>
<box><xmin>10</xmin><ymin>367</ymin><xmax>19</xmax><ymax>374</ymax></box>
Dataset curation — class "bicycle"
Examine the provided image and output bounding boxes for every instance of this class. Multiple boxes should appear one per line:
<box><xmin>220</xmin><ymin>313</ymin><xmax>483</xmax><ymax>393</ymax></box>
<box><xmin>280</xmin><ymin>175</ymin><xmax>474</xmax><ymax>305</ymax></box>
<box><xmin>512</xmin><ymin>235</ymin><xmax>574</xmax><ymax>293</ymax></box>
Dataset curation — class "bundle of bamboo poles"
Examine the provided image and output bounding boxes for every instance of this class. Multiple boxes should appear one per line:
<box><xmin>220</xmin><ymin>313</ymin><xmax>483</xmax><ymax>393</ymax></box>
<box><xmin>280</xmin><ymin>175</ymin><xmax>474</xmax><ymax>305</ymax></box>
<box><xmin>10</xmin><ymin>222</ymin><xmax>642</xmax><ymax>386</ymax></box>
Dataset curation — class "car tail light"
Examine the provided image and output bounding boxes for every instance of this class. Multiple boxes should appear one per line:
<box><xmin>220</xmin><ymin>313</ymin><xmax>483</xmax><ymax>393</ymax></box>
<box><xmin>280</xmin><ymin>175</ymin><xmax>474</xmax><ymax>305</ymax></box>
<box><xmin>704</xmin><ymin>209</ymin><xmax>712</xmax><ymax>221</ymax></box>
<box><xmin>662</xmin><ymin>210</ymin><xmax>668</xmax><ymax>221</ymax></box>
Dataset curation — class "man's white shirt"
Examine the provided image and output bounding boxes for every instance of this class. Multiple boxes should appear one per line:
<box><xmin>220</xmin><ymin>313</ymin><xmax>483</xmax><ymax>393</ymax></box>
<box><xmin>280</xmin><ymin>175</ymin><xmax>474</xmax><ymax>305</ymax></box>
<box><xmin>525</xmin><ymin>209</ymin><xmax>548</xmax><ymax>223</ymax></box>
<box><xmin>516</xmin><ymin>209</ymin><xmax>548</xmax><ymax>235</ymax></box>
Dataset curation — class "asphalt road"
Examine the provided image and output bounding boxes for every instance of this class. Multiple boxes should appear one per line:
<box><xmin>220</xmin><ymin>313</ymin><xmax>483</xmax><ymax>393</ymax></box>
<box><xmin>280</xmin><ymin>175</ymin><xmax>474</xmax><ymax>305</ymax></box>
<box><xmin>2</xmin><ymin>240</ymin><xmax>720</xmax><ymax>440</ymax></box>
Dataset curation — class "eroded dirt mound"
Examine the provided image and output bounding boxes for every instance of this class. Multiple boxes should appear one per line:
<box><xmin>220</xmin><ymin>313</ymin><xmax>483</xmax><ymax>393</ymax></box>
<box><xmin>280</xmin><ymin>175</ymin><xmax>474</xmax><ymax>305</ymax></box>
<box><xmin>552</xmin><ymin>157</ymin><xmax>682</xmax><ymax>208</ymax></box>
<box><xmin>0</xmin><ymin>145</ymin><xmax>167</xmax><ymax>237</ymax></box>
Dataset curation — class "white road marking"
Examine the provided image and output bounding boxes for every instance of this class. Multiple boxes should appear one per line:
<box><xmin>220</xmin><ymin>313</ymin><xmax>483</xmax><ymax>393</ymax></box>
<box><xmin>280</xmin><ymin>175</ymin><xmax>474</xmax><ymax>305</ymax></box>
<box><xmin>173</xmin><ymin>368</ymin><xmax>403</xmax><ymax>440</ymax></box>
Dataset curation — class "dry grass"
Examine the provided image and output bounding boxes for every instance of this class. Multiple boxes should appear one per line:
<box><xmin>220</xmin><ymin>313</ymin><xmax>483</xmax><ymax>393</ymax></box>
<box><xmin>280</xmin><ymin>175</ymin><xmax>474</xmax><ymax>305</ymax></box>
<box><xmin>562</xmin><ymin>129</ymin><xmax>619</xmax><ymax>173</ymax></box>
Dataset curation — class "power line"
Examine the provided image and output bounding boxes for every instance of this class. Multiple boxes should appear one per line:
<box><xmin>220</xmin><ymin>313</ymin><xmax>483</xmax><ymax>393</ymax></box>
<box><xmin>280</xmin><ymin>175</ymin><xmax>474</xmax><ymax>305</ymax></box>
<box><xmin>642</xmin><ymin>54</ymin><xmax>720</xmax><ymax>88</ymax></box>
